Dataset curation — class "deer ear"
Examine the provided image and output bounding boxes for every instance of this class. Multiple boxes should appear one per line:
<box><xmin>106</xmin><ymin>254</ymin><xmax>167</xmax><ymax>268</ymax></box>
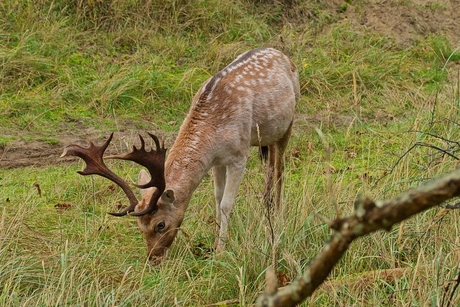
<box><xmin>138</xmin><ymin>169</ymin><xmax>151</xmax><ymax>197</ymax></box>
<box><xmin>161</xmin><ymin>189</ymin><xmax>175</xmax><ymax>205</ymax></box>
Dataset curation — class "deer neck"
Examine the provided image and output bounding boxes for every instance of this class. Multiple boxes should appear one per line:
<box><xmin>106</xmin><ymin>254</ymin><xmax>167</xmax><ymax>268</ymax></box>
<box><xmin>164</xmin><ymin>126</ymin><xmax>213</xmax><ymax>213</ymax></box>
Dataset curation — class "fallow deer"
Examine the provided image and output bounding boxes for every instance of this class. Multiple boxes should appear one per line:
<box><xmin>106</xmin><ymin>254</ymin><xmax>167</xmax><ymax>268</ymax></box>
<box><xmin>61</xmin><ymin>47</ymin><xmax>300</xmax><ymax>264</ymax></box>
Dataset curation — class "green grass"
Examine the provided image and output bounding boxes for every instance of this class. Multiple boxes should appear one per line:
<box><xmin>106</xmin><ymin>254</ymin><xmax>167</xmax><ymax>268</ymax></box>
<box><xmin>2</xmin><ymin>0</ymin><xmax>460</xmax><ymax>306</ymax></box>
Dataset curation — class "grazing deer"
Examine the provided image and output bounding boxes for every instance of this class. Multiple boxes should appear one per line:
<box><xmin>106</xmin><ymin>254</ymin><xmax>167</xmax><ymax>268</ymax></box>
<box><xmin>61</xmin><ymin>47</ymin><xmax>300</xmax><ymax>264</ymax></box>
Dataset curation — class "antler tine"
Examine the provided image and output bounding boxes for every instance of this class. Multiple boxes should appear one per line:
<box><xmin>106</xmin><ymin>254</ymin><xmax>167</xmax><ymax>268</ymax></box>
<box><xmin>147</xmin><ymin>132</ymin><xmax>163</xmax><ymax>152</ymax></box>
<box><xmin>104</xmin><ymin>132</ymin><xmax>167</xmax><ymax>216</ymax></box>
<box><xmin>61</xmin><ymin>133</ymin><xmax>139</xmax><ymax>216</ymax></box>
<box><xmin>106</xmin><ymin>133</ymin><xmax>167</xmax><ymax>190</ymax></box>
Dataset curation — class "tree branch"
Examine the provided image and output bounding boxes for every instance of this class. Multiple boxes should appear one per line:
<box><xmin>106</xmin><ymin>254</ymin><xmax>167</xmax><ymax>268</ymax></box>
<box><xmin>256</xmin><ymin>167</ymin><xmax>460</xmax><ymax>307</ymax></box>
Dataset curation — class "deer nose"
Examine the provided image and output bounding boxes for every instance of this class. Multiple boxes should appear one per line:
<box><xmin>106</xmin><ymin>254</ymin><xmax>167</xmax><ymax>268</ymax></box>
<box><xmin>148</xmin><ymin>255</ymin><xmax>163</xmax><ymax>265</ymax></box>
<box><xmin>148</xmin><ymin>247</ymin><xmax>168</xmax><ymax>264</ymax></box>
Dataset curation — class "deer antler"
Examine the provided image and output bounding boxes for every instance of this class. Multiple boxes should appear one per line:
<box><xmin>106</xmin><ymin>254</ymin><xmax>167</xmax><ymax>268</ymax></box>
<box><xmin>61</xmin><ymin>133</ymin><xmax>166</xmax><ymax>216</ymax></box>
<box><xmin>106</xmin><ymin>133</ymin><xmax>167</xmax><ymax>216</ymax></box>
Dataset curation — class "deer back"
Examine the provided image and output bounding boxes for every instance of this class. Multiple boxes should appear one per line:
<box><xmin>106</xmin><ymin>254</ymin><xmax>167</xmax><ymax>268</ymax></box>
<box><xmin>166</xmin><ymin>48</ymin><xmax>299</xmax><ymax>176</ymax></box>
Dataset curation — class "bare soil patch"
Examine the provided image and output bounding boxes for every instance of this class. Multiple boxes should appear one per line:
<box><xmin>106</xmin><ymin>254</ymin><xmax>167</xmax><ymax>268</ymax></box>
<box><xmin>327</xmin><ymin>0</ymin><xmax>459</xmax><ymax>47</ymax></box>
<box><xmin>0</xmin><ymin>123</ymin><xmax>155</xmax><ymax>169</ymax></box>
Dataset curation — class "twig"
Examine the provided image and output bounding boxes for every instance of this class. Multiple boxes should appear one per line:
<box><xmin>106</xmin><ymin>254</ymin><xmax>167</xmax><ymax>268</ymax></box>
<box><xmin>447</xmin><ymin>269</ymin><xmax>460</xmax><ymax>307</ymax></box>
<box><xmin>374</xmin><ymin>139</ymin><xmax>460</xmax><ymax>188</ymax></box>
<box><xmin>441</xmin><ymin>267</ymin><xmax>460</xmax><ymax>307</ymax></box>
<box><xmin>415</xmin><ymin>142</ymin><xmax>459</xmax><ymax>160</ymax></box>
<box><xmin>410</xmin><ymin>130</ymin><xmax>460</xmax><ymax>147</ymax></box>
<box><xmin>409</xmin><ymin>208</ymin><xmax>448</xmax><ymax>254</ymax></box>
<box><xmin>373</xmin><ymin>143</ymin><xmax>418</xmax><ymax>187</ymax></box>
<box><xmin>446</xmin><ymin>202</ymin><xmax>460</xmax><ymax>209</ymax></box>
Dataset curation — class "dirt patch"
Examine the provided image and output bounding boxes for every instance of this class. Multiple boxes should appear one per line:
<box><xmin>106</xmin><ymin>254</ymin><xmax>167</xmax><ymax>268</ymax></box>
<box><xmin>2</xmin><ymin>0</ymin><xmax>459</xmax><ymax>169</ymax></box>
<box><xmin>1</xmin><ymin>137</ymin><xmax>73</xmax><ymax>169</ymax></box>
<box><xmin>1</xmin><ymin>126</ymin><xmax>102</xmax><ymax>169</ymax></box>
<box><xmin>325</xmin><ymin>0</ymin><xmax>459</xmax><ymax>47</ymax></box>
<box><xmin>0</xmin><ymin>124</ymin><xmax>166</xmax><ymax>169</ymax></box>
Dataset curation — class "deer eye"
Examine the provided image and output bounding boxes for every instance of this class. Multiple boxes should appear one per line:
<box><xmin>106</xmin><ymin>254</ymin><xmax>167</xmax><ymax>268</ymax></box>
<box><xmin>156</xmin><ymin>221</ymin><xmax>166</xmax><ymax>232</ymax></box>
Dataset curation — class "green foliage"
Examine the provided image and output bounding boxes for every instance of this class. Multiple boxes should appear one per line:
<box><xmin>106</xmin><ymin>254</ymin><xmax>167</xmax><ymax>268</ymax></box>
<box><xmin>2</xmin><ymin>0</ymin><xmax>460</xmax><ymax>306</ymax></box>
<box><xmin>1</xmin><ymin>0</ymin><xmax>454</xmax><ymax>133</ymax></box>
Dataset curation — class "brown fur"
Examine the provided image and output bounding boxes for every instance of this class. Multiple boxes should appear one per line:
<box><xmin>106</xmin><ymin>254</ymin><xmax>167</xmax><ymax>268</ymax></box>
<box><xmin>136</xmin><ymin>48</ymin><xmax>300</xmax><ymax>263</ymax></box>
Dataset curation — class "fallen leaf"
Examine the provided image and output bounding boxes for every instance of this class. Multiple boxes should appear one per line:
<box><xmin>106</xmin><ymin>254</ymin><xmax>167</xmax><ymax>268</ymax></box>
<box><xmin>55</xmin><ymin>203</ymin><xmax>73</xmax><ymax>213</ymax></box>
<box><xmin>277</xmin><ymin>270</ymin><xmax>291</xmax><ymax>287</ymax></box>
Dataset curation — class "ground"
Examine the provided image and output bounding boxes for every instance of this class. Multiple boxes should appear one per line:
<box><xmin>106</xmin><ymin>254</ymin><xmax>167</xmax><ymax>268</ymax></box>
<box><xmin>0</xmin><ymin>122</ymin><xmax>153</xmax><ymax>169</ymax></box>
<box><xmin>1</xmin><ymin>0</ymin><xmax>459</xmax><ymax>169</ymax></box>
<box><xmin>338</xmin><ymin>0</ymin><xmax>459</xmax><ymax>47</ymax></box>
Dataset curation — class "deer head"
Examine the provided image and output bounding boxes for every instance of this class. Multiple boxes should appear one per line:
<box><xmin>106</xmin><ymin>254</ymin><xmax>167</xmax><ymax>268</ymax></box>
<box><xmin>61</xmin><ymin>133</ymin><xmax>179</xmax><ymax>264</ymax></box>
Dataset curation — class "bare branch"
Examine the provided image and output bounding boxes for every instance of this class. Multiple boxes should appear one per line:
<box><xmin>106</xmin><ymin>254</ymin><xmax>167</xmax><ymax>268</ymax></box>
<box><xmin>415</xmin><ymin>142</ymin><xmax>460</xmax><ymax>160</ymax></box>
<box><xmin>373</xmin><ymin>143</ymin><xmax>417</xmax><ymax>187</ymax></box>
<box><xmin>410</xmin><ymin>130</ymin><xmax>460</xmax><ymax>148</ymax></box>
<box><xmin>442</xmin><ymin>267</ymin><xmax>460</xmax><ymax>307</ymax></box>
<box><xmin>256</xmin><ymin>167</ymin><xmax>460</xmax><ymax>307</ymax></box>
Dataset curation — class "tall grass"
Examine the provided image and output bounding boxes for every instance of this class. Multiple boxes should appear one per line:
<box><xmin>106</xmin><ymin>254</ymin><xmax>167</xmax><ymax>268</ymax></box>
<box><xmin>2</xmin><ymin>0</ymin><xmax>455</xmax><ymax>133</ymax></box>
<box><xmin>3</xmin><ymin>95</ymin><xmax>460</xmax><ymax>305</ymax></box>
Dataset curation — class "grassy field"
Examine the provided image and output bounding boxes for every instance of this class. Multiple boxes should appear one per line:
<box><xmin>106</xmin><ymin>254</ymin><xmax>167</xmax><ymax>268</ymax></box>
<box><xmin>2</xmin><ymin>0</ymin><xmax>460</xmax><ymax>306</ymax></box>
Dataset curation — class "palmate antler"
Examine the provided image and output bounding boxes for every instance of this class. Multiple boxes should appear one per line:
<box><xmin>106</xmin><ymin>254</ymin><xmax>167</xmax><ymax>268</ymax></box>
<box><xmin>61</xmin><ymin>133</ymin><xmax>166</xmax><ymax>216</ymax></box>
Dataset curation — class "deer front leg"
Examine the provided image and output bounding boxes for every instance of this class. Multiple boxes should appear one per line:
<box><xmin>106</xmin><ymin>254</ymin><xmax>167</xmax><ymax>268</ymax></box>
<box><xmin>214</xmin><ymin>162</ymin><xmax>246</xmax><ymax>252</ymax></box>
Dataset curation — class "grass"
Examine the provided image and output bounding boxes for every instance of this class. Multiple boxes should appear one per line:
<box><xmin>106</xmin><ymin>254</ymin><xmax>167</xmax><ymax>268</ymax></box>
<box><xmin>2</xmin><ymin>0</ymin><xmax>460</xmax><ymax>306</ymax></box>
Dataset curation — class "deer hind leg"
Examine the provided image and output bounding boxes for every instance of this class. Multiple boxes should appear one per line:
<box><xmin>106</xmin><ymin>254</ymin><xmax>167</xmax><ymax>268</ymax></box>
<box><xmin>263</xmin><ymin>121</ymin><xmax>293</xmax><ymax>211</ymax></box>
<box><xmin>263</xmin><ymin>145</ymin><xmax>276</xmax><ymax>211</ymax></box>
<box><xmin>213</xmin><ymin>165</ymin><xmax>226</xmax><ymax>238</ymax></box>
<box><xmin>213</xmin><ymin>161</ymin><xmax>247</xmax><ymax>252</ymax></box>
<box><xmin>274</xmin><ymin>121</ymin><xmax>293</xmax><ymax>208</ymax></box>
